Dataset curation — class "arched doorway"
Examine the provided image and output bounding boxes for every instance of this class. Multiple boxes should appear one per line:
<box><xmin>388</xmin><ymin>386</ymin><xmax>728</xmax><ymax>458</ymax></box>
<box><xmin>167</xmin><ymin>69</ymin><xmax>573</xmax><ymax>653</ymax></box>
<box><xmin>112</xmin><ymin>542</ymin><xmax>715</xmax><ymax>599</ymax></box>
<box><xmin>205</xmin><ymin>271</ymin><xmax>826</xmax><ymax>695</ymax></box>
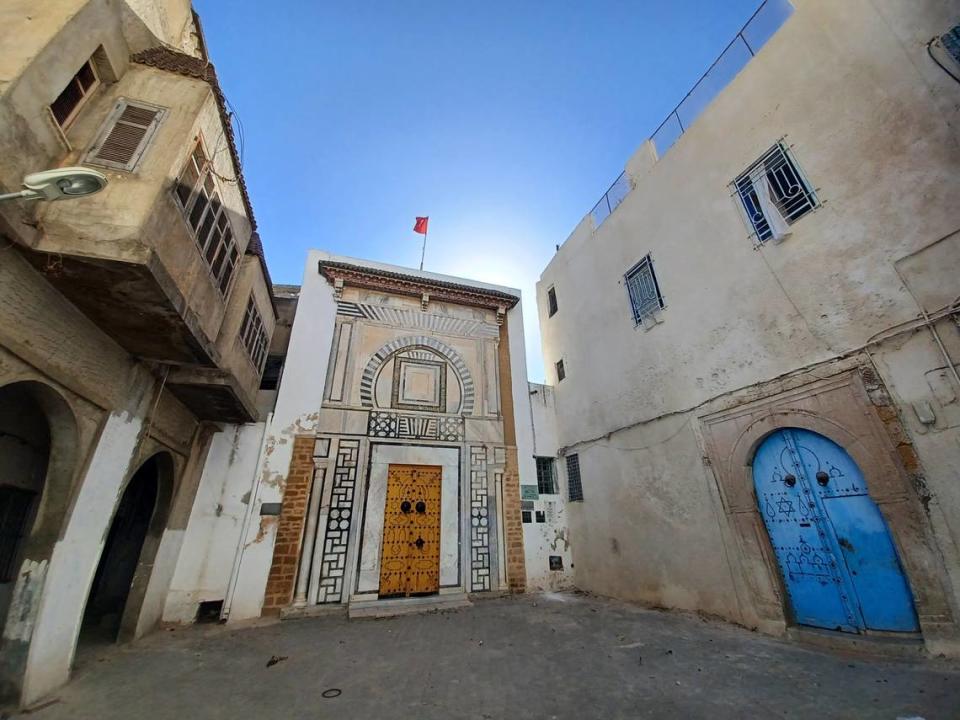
<box><xmin>0</xmin><ymin>381</ymin><xmax>78</xmax><ymax>702</ymax></box>
<box><xmin>753</xmin><ymin>428</ymin><xmax>919</xmax><ymax>634</ymax></box>
<box><xmin>0</xmin><ymin>385</ymin><xmax>51</xmax><ymax>632</ymax></box>
<box><xmin>81</xmin><ymin>453</ymin><xmax>171</xmax><ymax>645</ymax></box>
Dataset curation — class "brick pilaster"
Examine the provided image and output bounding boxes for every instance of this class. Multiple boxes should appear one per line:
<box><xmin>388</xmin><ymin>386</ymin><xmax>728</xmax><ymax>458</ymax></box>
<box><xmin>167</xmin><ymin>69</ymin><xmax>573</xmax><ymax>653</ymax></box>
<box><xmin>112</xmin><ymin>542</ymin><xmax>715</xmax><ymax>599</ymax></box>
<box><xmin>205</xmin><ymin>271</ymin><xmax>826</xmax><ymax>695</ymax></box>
<box><xmin>262</xmin><ymin>435</ymin><xmax>315</xmax><ymax>614</ymax></box>
<box><xmin>497</xmin><ymin>317</ymin><xmax>527</xmax><ymax>592</ymax></box>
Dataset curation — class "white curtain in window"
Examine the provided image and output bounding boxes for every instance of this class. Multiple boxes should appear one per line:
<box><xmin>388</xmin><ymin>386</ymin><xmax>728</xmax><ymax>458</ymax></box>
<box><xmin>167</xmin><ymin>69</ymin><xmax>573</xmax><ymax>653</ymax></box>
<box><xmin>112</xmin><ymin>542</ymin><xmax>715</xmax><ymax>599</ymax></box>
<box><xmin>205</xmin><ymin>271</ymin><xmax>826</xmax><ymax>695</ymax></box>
<box><xmin>751</xmin><ymin>170</ymin><xmax>792</xmax><ymax>243</ymax></box>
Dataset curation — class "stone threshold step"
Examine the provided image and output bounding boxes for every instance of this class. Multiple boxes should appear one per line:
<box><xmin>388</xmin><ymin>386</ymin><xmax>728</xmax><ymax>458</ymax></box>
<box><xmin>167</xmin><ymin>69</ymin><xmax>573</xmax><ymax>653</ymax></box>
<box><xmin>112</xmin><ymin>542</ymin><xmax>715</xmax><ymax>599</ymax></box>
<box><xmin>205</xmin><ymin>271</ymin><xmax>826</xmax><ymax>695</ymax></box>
<box><xmin>280</xmin><ymin>604</ymin><xmax>348</xmax><ymax>621</ymax></box>
<box><xmin>348</xmin><ymin>593</ymin><xmax>472</xmax><ymax>619</ymax></box>
<box><xmin>787</xmin><ymin>625</ymin><xmax>926</xmax><ymax>659</ymax></box>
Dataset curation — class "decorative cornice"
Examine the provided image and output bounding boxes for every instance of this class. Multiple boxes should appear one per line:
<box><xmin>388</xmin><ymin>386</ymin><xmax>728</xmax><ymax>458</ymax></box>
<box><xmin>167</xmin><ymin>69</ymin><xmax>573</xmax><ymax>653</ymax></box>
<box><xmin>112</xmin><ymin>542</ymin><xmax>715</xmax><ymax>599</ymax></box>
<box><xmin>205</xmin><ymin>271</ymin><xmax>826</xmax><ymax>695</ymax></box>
<box><xmin>318</xmin><ymin>261</ymin><xmax>519</xmax><ymax>312</ymax></box>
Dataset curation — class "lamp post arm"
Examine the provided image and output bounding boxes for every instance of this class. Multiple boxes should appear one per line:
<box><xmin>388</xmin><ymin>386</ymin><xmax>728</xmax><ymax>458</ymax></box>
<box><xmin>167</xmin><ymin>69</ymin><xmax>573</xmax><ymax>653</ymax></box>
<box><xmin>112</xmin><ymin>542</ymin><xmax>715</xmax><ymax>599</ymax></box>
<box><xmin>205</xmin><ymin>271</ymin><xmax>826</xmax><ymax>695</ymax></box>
<box><xmin>0</xmin><ymin>189</ymin><xmax>41</xmax><ymax>203</ymax></box>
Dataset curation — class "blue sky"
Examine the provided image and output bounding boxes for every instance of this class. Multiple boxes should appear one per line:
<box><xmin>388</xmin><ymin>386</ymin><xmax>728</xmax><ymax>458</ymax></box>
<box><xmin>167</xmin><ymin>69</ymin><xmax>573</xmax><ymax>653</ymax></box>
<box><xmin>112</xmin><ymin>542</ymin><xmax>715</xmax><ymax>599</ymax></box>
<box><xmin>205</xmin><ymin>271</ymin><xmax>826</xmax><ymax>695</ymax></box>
<box><xmin>195</xmin><ymin>0</ymin><xmax>765</xmax><ymax>381</ymax></box>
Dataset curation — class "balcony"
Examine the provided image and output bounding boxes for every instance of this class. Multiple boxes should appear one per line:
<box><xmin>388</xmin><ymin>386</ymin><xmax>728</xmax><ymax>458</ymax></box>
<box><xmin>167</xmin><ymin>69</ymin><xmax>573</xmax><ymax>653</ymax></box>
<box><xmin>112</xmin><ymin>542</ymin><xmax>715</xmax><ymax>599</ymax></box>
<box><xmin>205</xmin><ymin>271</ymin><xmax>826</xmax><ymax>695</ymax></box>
<box><xmin>0</xmin><ymin>29</ymin><xmax>272</xmax><ymax>421</ymax></box>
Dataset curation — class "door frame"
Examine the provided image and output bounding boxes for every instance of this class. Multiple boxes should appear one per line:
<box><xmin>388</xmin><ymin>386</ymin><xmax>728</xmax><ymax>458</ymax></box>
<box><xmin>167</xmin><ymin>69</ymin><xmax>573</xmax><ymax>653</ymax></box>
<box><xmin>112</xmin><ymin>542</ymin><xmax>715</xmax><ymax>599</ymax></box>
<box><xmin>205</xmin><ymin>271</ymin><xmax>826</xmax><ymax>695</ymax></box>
<box><xmin>699</xmin><ymin>367</ymin><xmax>956</xmax><ymax>651</ymax></box>
<box><xmin>353</xmin><ymin>442</ymin><xmax>462</xmax><ymax>600</ymax></box>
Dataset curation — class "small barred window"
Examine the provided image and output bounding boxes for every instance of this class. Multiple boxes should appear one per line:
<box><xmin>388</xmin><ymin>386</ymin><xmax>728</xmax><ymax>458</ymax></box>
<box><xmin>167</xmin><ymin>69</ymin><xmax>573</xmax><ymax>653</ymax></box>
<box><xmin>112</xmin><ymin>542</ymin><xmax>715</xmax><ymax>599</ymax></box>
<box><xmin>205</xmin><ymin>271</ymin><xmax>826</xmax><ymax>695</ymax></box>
<box><xmin>566</xmin><ymin>454</ymin><xmax>583</xmax><ymax>502</ymax></box>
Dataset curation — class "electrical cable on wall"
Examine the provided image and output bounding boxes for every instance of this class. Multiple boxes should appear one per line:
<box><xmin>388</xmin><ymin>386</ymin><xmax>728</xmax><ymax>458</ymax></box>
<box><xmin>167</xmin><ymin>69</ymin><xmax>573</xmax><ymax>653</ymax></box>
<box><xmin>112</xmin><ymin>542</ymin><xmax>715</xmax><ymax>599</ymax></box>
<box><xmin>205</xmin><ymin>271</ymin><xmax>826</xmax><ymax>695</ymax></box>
<box><xmin>225</xmin><ymin>95</ymin><xmax>246</xmax><ymax>167</ymax></box>
<box><xmin>207</xmin><ymin>127</ymin><xmax>239</xmax><ymax>186</ymax></box>
<box><xmin>927</xmin><ymin>37</ymin><xmax>960</xmax><ymax>85</ymax></box>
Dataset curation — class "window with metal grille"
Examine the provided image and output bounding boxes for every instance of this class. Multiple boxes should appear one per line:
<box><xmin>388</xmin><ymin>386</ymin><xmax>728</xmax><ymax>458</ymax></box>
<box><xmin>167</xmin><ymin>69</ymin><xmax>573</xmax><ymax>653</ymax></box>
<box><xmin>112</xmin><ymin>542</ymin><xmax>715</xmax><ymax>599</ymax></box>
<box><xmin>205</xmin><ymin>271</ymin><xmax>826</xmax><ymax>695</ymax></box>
<box><xmin>86</xmin><ymin>99</ymin><xmax>165</xmax><ymax>171</ymax></box>
<box><xmin>733</xmin><ymin>142</ymin><xmax>818</xmax><ymax>243</ymax></box>
<box><xmin>555</xmin><ymin>359</ymin><xmax>566</xmax><ymax>382</ymax></box>
<box><xmin>566</xmin><ymin>454</ymin><xmax>583</xmax><ymax>502</ymax></box>
<box><xmin>625</xmin><ymin>255</ymin><xmax>664</xmax><ymax>324</ymax></box>
<box><xmin>547</xmin><ymin>287</ymin><xmax>558</xmax><ymax>317</ymax></box>
<box><xmin>535</xmin><ymin>457</ymin><xmax>557</xmax><ymax>495</ymax></box>
<box><xmin>174</xmin><ymin>140</ymin><xmax>240</xmax><ymax>295</ymax></box>
<box><xmin>259</xmin><ymin>354</ymin><xmax>285</xmax><ymax>390</ymax></box>
<box><xmin>240</xmin><ymin>297</ymin><xmax>268</xmax><ymax>375</ymax></box>
<box><xmin>50</xmin><ymin>57</ymin><xmax>100</xmax><ymax>128</ymax></box>
<box><xmin>0</xmin><ymin>487</ymin><xmax>36</xmax><ymax>582</ymax></box>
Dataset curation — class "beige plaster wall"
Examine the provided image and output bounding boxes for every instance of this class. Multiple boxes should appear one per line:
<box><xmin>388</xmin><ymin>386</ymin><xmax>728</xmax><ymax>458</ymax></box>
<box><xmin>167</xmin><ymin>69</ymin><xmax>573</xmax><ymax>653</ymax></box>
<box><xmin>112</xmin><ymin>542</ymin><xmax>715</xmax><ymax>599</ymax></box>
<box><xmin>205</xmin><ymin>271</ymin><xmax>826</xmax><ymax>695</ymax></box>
<box><xmin>0</xmin><ymin>0</ymin><xmax>129</xmax><ymax>199</ymax></box>
<box><xmin>0</xmin><ymin>7</ymin><xmax>270</xmax><ymax>401</ymax></box>
<box><xmin>0</xmin><ymin>248</ymin><xmax>216</xmax><ymax>702</ymax></box>
<box><xmin>537</xmin><ymin>0</ymin><xmax>960</xmax><ymax>637</ymax></box>
<box><xmin>36</xmin><ymin>66</ymin><xmax>252</xmax><ymax>346</ymax></box>
<box><xmin>120</xmin><ymin>0</ymin><xmax>199</xmax><ymax>56</ymax></box>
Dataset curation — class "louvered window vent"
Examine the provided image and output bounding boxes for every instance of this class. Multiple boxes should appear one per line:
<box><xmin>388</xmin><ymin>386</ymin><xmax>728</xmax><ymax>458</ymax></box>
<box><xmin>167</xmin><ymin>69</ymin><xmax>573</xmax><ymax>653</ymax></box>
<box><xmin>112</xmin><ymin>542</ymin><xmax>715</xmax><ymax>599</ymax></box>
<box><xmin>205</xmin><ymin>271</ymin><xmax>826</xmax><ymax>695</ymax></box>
<box><xmin>86</xmin><ymin>99</ymin><xmax>165</xmax><ymax>171</ymax></box>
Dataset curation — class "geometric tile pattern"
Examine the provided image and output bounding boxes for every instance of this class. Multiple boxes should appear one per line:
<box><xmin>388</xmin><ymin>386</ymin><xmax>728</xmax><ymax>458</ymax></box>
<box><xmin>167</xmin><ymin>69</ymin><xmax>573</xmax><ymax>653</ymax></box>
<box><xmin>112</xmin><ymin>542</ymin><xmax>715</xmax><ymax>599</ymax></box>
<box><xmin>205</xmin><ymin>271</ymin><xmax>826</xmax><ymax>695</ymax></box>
<box><xmin>391</xmin><ymin>357</ymin><xmax>446</xmax><ymax>412</ymax></box>
<box><xmin>469</xmin><ymin>446</ymin><xmax>491</xmax><ymax>592</ymax></box>
<box><xmin>316</xmin><ymin>439</ymin><xmax>360</xmax><ymax>604</ymax></box>
<box><xmin>359</xmin><ymin>335</ymin><xmax>475</xmax><ymax>414</ymax></box>
<box><xmin>368</xmin><ymin>411</ymin><xmax>464</xmax><ymax>442</ymax></box>
<box><xmin>337</xmin><ymin>301</ymin><xmax>500</xmax><ymax>339</ymax></box>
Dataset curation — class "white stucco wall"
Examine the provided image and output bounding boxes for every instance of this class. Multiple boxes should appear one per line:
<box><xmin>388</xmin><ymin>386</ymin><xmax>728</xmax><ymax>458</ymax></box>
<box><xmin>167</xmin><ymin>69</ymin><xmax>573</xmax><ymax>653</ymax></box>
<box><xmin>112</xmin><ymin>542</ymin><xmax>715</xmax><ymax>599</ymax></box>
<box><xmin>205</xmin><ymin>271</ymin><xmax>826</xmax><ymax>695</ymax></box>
<box><xmin>536</xmin><ymin>0</ymin><xmax>960</xmax><ymax>621</ymax></box>
<box><xmin>21</xmin><ymin>407</ymin><xmax>146</xmax><ymax>705</ymax></box>
<box><xmin>507</xmin><ymin>303</ymin><xmax>537</xmax><ymax>490</ymax></box>
<box><xmin>163</xmin><ymin>422</ymin><xmax>267</xmax><ymax>623</ymax></box>
<box><xmin>225</xmin><ymin>252</ymin><xmax>337</xmax><ymax>621</ymax></box>
<box><xmin>523</xmin><ymin>383</ymin><xmax>574</xmax><ymax>591</ymax></box>
<box><xmin>227</xmin><ymin>250</ymin><xmax>541</xmax><ymax>615</ymax></box>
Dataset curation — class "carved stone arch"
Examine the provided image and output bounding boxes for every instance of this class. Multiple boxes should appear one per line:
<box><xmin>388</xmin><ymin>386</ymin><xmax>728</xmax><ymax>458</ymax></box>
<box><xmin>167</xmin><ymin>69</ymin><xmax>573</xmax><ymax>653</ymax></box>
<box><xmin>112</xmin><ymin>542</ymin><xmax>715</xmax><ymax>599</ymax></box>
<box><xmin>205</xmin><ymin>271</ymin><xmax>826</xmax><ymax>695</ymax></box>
<box><xmin>728</xmin><ymin>410</ymin><xmax>874</xmax><ymax>507</ymax></box>
<box><xmin>359</xmin><ymin>335</ymin><xmax>475</xmax><ymax>414</ymax></box>
<box><xmin>0</xmin><ymin>380</ymin><xmax>80</xmax><ymax>565</ymax></box>
<box><xmin>700</xmin><ymin>372</ymin><xmax>956</xmax><ymax>647</ymax></box>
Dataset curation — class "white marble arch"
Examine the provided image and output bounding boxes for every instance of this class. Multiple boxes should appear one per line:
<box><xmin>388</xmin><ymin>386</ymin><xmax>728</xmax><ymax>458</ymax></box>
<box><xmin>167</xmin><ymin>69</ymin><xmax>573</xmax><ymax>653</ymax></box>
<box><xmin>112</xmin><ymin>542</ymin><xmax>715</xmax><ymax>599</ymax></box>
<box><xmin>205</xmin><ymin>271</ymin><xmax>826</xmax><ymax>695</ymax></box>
<box><xmin>356</xmin><ymin>444</ymin><xmax>461</xmax><ymax>594</ymax></box>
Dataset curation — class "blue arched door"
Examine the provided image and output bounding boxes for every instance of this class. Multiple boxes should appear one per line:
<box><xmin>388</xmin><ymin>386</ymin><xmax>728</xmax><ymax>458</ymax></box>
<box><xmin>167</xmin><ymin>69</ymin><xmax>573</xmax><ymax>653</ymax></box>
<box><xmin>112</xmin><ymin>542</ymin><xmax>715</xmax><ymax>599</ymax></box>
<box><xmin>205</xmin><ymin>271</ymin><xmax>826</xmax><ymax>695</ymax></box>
<box><xmin>753</xmin><ymin>428</ymin><xmax>919</xmax><ymax>633</ymax></box>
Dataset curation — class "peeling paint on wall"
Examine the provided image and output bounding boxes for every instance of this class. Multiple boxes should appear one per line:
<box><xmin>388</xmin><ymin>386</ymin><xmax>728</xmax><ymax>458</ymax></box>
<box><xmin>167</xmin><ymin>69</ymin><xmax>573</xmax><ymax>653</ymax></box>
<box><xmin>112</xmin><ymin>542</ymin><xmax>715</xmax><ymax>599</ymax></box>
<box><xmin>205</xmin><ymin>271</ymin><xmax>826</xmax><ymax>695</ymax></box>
<box><xmin>2</xmin><ymin>560</ymin><xmax>47</xmax><ymax>644</ymax></box>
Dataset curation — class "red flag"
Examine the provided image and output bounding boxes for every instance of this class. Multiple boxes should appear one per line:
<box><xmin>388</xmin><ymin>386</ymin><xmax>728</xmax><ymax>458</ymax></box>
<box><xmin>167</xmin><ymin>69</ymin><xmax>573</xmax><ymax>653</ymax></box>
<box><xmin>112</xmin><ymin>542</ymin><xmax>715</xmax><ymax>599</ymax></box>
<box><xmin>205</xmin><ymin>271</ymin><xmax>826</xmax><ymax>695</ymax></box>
<box><xmin>413</xmin><ymin>216</ymin><xmax>429</xmax><ymax>235</ymax></box>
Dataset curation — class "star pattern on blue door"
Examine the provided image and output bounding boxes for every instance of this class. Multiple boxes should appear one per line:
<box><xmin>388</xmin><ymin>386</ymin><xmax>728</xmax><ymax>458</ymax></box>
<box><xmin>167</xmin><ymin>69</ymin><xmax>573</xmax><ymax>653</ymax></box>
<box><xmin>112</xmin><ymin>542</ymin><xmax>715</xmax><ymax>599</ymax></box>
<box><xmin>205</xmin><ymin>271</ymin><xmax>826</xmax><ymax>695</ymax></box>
<box><xmin>776</xmin><ymin>497</ymin><xmax>795</xmax><ymax>517</ymax></box>
<box><xmin>753</xmin><ymin>428</ymin><xmax>919</xmax><ymax>634</ymax></box>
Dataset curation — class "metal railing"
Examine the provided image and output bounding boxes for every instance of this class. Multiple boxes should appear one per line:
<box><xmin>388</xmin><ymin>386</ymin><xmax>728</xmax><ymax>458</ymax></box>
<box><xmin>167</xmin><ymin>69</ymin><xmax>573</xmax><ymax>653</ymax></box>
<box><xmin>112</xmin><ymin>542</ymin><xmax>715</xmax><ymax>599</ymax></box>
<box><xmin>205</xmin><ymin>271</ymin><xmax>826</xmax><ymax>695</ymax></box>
<box><xmin>589</xmin><ymin>0</ymin><xmax>794</xmax><ymax>230</ymax></box>
<box><xmin>590</xmin><ymin>171</ymin><xmax>631</xmax><ymax>227</ymax></box>
<box><xmin>651</xmin><ymin>0</ymin><xmax>794</xmax><ymax>157</ymax></box>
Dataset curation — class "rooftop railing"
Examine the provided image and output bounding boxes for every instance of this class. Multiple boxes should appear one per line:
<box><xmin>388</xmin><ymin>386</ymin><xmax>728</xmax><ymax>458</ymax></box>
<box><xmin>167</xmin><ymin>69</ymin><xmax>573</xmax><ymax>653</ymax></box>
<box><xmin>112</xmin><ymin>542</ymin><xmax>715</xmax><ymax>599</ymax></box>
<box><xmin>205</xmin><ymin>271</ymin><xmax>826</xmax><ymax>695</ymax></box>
<box><xmin>590</xmin><ymin>171</ymin><xmax>632</xmax><ymax>228</ymax></box>
<box><xmin>589</xmin><ymin>0</ymin><xmax>794</xmax><ymax>229</ymax></box>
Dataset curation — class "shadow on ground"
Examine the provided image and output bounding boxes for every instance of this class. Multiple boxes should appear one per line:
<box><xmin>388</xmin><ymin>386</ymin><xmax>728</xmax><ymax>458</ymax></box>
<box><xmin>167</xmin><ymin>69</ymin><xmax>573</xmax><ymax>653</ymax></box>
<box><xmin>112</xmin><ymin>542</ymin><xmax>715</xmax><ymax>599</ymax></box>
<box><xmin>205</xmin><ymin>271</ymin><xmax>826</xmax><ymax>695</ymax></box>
<box><xmin>19</xmin><ymin>592</ymin><xmax>960</xmax><ymax>720</ymax></box>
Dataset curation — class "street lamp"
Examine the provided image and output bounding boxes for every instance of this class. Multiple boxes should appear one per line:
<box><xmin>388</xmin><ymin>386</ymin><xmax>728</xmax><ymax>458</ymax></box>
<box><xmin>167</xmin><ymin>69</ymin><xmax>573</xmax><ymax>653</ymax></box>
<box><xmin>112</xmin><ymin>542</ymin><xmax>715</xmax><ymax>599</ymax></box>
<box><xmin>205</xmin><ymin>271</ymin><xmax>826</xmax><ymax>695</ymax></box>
<box><xmin>0</xmin><ymin>167</ymin><xmax>107</xmax><ymax>203</ymax></box>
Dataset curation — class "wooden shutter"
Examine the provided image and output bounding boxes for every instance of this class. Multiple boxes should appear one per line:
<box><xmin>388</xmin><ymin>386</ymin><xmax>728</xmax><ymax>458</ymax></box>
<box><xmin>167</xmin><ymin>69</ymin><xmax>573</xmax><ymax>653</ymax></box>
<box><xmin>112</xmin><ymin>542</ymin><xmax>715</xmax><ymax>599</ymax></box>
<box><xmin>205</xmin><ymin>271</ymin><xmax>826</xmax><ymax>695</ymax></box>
<box><xmin>86</xmin><ymin>99</ymin><xmax>164</xmax><ymax>171</ymax></box>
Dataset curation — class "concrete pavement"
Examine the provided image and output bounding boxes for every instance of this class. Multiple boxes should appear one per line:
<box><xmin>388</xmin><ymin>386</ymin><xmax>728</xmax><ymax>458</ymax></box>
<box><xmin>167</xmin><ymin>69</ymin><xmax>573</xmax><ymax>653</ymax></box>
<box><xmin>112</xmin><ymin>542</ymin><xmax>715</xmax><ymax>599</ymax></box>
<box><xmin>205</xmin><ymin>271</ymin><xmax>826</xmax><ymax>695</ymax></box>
<box><xmin>19</xmin><ymin>592</ymin><xmax>960</xmax><ymax>719</ymax></box>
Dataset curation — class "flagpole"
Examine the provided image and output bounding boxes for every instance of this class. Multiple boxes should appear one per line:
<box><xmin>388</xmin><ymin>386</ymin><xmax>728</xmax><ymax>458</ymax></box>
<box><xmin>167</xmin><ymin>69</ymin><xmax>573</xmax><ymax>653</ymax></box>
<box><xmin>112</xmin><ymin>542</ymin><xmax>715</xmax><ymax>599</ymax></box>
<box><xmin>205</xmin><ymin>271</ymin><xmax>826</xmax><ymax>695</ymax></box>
<box><xmin>419</xmin><ymin>227</ymin><xmax>427</xmax><ymax>272</ymax></box>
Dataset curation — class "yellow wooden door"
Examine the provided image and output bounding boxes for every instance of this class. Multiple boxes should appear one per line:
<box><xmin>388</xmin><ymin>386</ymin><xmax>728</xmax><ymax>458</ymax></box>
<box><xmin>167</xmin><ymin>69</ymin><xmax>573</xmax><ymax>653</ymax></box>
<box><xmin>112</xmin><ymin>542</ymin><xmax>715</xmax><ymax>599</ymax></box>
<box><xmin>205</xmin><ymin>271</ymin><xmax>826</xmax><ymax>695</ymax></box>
<box><xmin>379</xmin><ymin>464</ymin><xmax>442</xmax><ymax>598</ymax></box>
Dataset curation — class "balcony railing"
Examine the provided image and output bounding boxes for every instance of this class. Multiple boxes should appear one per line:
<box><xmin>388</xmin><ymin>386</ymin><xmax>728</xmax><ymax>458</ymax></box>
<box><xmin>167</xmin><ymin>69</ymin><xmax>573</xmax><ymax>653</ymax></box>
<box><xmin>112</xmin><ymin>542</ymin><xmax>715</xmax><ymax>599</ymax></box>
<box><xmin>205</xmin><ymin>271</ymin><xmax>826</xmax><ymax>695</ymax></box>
<box><xmin>589</xmin><ymin>0</ymin><xmax>794</xmax><ymax>229</ymax></box>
